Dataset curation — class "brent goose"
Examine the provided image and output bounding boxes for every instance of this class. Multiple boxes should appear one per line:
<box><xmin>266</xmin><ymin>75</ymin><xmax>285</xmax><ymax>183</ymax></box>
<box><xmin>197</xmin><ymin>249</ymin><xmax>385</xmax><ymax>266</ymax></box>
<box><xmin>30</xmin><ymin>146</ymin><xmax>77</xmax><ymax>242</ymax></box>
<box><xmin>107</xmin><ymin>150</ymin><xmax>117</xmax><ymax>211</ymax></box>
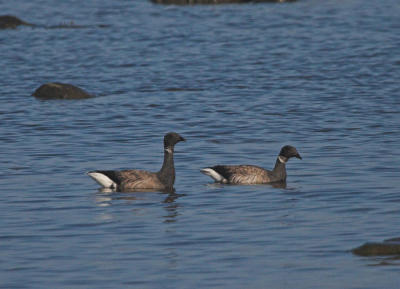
<box><xmin>88</xmin><ymin>132</ymin><xmax>185</xmax><ymax>192</ymax></box>
<box><xmin>201</xmin><ymin>145</ymin><xmax>301</xmax><ymax>185</ymax></box>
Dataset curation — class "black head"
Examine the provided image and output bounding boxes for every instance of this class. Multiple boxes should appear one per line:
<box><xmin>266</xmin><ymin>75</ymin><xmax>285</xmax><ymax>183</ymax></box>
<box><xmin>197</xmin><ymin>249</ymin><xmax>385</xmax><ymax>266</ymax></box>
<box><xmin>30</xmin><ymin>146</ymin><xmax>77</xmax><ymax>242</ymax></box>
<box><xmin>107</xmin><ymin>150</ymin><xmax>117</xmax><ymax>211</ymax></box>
<box><xmin>279</xmin><ymin>145</ymin><xmax>302</xmax><ymax>160</ymax></box>
<box><xmin>164</xmin><ymin>132</ymin><xmax>185</xmax><ymax>148</ymax></box>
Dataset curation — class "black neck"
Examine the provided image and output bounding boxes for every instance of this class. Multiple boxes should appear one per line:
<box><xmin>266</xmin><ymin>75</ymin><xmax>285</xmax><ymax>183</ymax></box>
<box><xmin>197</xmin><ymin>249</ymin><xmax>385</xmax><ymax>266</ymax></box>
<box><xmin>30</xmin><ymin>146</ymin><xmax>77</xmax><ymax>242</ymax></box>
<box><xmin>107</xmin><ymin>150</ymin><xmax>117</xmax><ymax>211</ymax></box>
<box><xmin>272</xmin><ymin>157</ymin><xmax>287</xmax><ymax>181</ymax></box>
<box><xmin>157</xmin><ymin>146</ymin><xmax>175</xmax><ymax>188</ymax></box>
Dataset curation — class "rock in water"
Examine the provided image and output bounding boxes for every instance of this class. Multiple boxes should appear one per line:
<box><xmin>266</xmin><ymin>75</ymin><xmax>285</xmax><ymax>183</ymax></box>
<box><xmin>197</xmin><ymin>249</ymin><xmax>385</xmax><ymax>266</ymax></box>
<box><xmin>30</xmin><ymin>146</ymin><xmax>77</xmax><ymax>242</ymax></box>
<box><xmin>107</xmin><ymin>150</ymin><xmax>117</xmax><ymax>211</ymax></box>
<box><xmin>0</xmin><ymin>15</ymin><xmax>32</xmax><ymax>29</ymax></box>
<box><xmin>352</xmin><ymin>238</ymin><xmax>400</xmax><ymax>256</ymax></box>
<box><xmin>33</xmin><ymin>83</ymin><xmax>93</xmax><ymax>100</ymax></box>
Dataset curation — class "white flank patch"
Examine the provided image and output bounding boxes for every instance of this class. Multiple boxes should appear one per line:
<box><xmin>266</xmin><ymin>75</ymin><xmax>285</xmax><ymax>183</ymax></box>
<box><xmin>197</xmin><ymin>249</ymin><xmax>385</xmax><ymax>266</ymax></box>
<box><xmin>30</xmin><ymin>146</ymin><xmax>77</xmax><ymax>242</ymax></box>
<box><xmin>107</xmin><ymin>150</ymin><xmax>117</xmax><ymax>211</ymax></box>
<box><xmin>87</xmin><ymin>172</ymin><xmax>117</xmax><ymax>188</ymax></box>
<box><xmin>200</xmin><ymin>168</ymin><xmax>227</xmax><ymax>183</ymax></box>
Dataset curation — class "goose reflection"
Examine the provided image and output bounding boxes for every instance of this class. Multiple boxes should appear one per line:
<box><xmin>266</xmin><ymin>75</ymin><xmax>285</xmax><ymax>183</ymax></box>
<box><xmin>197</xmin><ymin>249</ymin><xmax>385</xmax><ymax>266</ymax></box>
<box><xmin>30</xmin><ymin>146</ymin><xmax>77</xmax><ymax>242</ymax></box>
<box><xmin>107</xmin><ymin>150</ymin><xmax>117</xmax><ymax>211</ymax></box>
<box><xmin>97</xmin><ymin>186</ymin><xmax>176</xmax><ymax>194</ymax></box>
<box><xmin>162</xmin><ymin>191</ymin><xmax>185</xmax><ymax>223</ymax></box>
<box><xmin>94</xmin><ymin>189</ymin><xmax>184</xmax><ymax>224</ymax></box>
<box><xmin>271</xmin><ymin>181</ymin><xmax>287</xmax><ymax>189</ymax></box>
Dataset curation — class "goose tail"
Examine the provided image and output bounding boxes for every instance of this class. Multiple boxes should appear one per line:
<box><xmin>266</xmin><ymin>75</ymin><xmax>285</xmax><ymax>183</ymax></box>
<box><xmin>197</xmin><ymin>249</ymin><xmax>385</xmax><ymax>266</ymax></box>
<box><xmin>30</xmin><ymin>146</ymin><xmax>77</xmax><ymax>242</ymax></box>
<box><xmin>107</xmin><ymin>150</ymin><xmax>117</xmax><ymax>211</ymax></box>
<box><xmin>200</xmin><ymin>168</ymin><xmax>227</xmax><ymax>183</ymax></box>
<box><xmin>87</xmin><ymin>171</ymin><xmax>117</xmax><ymax>189</ymax></box>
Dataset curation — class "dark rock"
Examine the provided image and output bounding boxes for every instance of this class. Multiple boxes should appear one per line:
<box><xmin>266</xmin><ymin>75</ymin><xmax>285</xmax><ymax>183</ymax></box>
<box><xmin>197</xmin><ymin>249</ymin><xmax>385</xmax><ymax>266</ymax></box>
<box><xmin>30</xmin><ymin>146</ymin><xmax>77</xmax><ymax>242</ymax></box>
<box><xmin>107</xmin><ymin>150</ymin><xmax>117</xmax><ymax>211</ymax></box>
<box><xmin>352</xmin><ymin>238</ymin><xmax>400</xmax><ymax>256</ymax></box>
<box><xmin>385</xmin><ymin>237</ymin><xmax>400</xmax><ymax>243</ymax></box>
<box><xmin>150</xmin><ymin>0</ymin><xmax>295</xmax><ymax>4</ymax></box>
<box><xmin>0</xmin><ymin>15</ymin><xmax>108</xmax><ymax>30</ymax></box>
<box><xmin>33</xmin><ymin>83</ymin><xmax>93</xmax><ymax>100</ymax></box>
<box><xmin>46</xmin><ymin>22</ymin><xmax>110</xmax><ymax>29</ymax></box>
<box><xmin>0</xmin><ymin>15</ymin><xmax>32</xmax><ymax>29</ymax></box>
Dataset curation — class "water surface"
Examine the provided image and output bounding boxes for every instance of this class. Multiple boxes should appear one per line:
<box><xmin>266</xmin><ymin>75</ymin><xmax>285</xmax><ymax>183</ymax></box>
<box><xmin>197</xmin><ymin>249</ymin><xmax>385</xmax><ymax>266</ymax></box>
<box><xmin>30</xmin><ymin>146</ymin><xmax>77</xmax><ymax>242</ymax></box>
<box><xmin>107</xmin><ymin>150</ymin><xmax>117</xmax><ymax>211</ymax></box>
<box><xmin>1</xmin><ymin>0</ymin><xmax>400</xmax><ymax>288</ymax></box>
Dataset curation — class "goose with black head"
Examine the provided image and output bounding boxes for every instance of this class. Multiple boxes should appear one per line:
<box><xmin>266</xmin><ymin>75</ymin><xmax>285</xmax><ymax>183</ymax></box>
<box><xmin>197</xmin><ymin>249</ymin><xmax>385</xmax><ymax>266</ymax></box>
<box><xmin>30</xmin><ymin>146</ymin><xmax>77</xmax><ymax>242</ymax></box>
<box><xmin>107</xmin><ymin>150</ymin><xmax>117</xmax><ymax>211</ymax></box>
<box><xmin>88</xmin><ymin>132</ymin><xmax>185</xmax><ymax>192</ymax></box>
<box><xmin>201</xmin><ymin>145</ymin><xmax>301</xmax><ymax>185</ymax></box>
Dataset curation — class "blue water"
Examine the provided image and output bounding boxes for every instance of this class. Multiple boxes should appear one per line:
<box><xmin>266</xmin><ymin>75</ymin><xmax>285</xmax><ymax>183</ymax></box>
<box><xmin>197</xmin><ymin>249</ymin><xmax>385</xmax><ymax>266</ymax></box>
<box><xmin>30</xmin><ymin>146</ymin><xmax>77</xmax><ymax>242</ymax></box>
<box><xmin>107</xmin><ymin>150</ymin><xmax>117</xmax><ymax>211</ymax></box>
<box><xmin>1</xmin><ymin>0</ymin><xmax>400</xmax><ymax>288</ymax></box>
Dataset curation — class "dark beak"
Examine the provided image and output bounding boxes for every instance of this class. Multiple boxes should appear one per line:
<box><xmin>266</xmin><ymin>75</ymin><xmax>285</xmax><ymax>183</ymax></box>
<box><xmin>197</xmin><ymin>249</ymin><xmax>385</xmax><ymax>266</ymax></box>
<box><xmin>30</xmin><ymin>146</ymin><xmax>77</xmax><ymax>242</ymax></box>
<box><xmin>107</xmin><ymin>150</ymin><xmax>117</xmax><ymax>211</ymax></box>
<box><xmin>180</xmin><ymin>136</ymin><xmax>186</xmax><ymax>142</ymax></box>
<box><xmin>296</xmin><ymin>153</ymin><xmax>302</xmax><ymax>160</ymax></box>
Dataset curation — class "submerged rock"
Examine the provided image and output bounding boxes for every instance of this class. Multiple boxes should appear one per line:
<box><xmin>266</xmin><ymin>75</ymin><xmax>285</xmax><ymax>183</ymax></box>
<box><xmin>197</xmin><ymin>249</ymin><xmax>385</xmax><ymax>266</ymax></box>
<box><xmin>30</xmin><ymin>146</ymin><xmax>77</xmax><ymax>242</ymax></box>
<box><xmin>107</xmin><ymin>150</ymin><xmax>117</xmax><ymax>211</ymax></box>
<box><xmin>151</xmin><ymin>0</ymin><xmax>295</xmax><ymax>4</ymax></box>
<box><xmin>0</xmin><ymin>15</ymin><xmax>33</xmax><ymax>29</ymax></box>
<box><xmin>33</xmin><ymin>83</ymin><xmax>93</xmax><ymax>100</ymax></box>
<box><xmin>352</xmin><ymin>238</ymin><xmax>400</xmax><ymax>256</ymax></box>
